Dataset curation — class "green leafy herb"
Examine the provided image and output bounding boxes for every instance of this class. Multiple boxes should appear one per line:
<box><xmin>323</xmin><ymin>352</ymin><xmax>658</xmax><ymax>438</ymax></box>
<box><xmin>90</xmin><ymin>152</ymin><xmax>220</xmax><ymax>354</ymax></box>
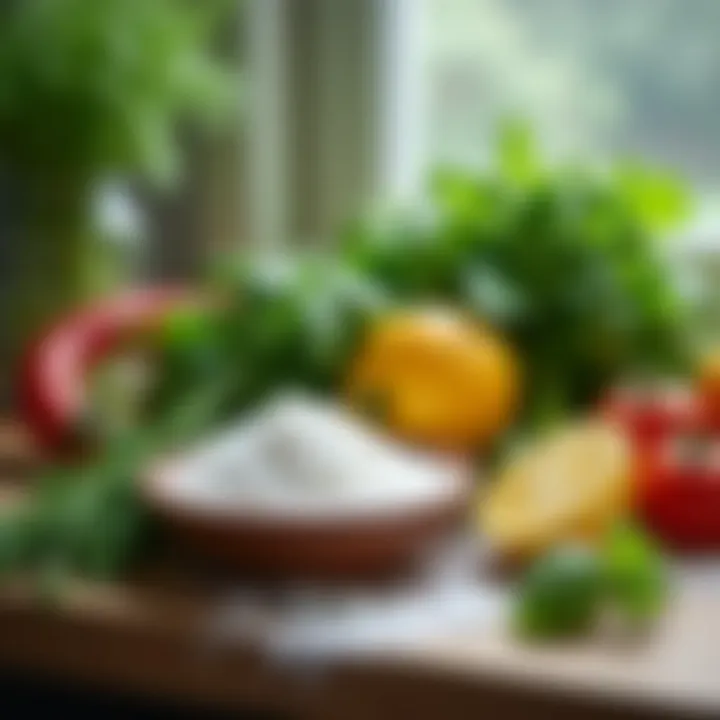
<box><xmin>0</xmin><ymin>0</ymin><xmax>237</xmax><ymax>184</ymax></box>
<box><xmin>496</xmin><ymin>118</ymin><xmax>542</xmax><ymax>187</ymax></box>
<box><xmin>150</xmin><ymin>256</ymin><xmax>389</xmax><ymax>423</ymax></box>
<box><xmin>343</xmin><ymin>122</ymin><xmax>692</xmax><ymax>425</ymax></box>
<box><xmin>513</xmin><ymin>524</ymin><xmax>669</xmax><ymax>642</ymax></box>
<box><xmin>602</xmin><ymin>521</ymin><xmax>668</xmax><ymax>622</ymax></box>
<box><xmin>514</xmin><ymin>545</ymin><xmax>604</xmax><ymax>640</ymax></box>
<box><xmin>0</xmin><ymin>377</ymin><xmax>229</xmax><ymax>587</ymax></box>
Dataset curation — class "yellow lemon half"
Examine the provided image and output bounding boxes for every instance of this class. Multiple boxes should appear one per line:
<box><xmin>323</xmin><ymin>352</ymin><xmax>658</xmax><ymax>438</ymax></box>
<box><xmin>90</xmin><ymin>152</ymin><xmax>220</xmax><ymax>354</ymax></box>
<box><xmin>480</xmin><ymin>421</ymin><xmax>631</xmax><ymax>559</ymax></box>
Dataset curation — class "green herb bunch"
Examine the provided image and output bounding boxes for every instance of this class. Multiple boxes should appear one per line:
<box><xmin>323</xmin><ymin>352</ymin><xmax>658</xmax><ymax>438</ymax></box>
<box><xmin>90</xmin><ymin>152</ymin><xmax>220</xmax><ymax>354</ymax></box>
<box><xmin>344</xmin><ymin>122</ymin><xmax>692</xmax><ymax>423</ymax></box>
<box><xmin>0</xmin><ymin>378</ymin><xmax>229</xmax><ymax>588</ymax></box>
<box><xmin>148</xmin><ymin>256</ymin><xmax>390</xmax><ymax>421</ymax></box>
<box><xmin>0</xmin><ymin>0</ymin><xmax>235</xmax><ymax>183</ymax></box>
<box><xmin>514</xmin><ymin>523</ymin><xmax>668</xmax><ymax>640</ymax></box>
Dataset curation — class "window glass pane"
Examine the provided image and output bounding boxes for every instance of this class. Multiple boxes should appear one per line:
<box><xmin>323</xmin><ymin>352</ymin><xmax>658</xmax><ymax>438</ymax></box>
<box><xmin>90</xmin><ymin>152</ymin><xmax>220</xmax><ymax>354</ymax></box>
<box><xmin>423</xmin><ymin>0</ymin><xmax>720</xmax><ymax>193</ymax></box>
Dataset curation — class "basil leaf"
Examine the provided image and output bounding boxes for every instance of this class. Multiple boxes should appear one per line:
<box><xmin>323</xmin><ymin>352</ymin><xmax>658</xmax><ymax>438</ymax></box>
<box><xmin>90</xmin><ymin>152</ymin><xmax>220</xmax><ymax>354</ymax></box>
<box><xmin>602</xmin><ymin>521</ymin><xmax>668</xmax><ymax>622</ymax></box>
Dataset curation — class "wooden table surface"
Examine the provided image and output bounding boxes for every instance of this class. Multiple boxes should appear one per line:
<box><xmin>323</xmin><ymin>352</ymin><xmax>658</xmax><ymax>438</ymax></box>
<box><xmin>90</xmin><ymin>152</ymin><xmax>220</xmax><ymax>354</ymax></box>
<box><xmin>0</xmin><ymin>421</ymin><xmax>717</xmax><ymax>720</ymax></box>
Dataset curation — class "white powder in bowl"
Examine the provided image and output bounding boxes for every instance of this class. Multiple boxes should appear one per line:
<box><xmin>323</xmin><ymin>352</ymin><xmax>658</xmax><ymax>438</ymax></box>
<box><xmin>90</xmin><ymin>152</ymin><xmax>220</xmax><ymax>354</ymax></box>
<box><xmin>167</xmin><ymin>393</ymin><xmax>463</xmax><ymax>518</ymax></box>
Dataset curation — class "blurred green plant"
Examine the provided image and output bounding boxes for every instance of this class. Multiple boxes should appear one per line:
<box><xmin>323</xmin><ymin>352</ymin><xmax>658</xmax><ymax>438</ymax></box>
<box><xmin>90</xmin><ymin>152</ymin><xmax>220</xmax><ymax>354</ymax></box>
<box><xmin>0</xmin><ymin>376</ymin><xmax>230</xmax><ymax>585</ymax></box>
<box><xmin>514</xmin><ymin>544</ymin><xmax>605</xmax><ymax>639</ymax></box>
<box><xmin>148</xmin><ymin>255</ymin><xmax>390</xmax><ymax>421</ymax></box>
<box><xmin>0</xmin><ymin>0</ymin><xmax>237</xmax><ymax>394</ymax></box>
<box><xmin>514</xmin><ymin>523</ymin><xmax>668</xmax><ymax>641</ymax></box>
<box><xmin>0</xmin><ymin>0</ymin><xmax>236</xmax><ymax>184</ymax></box>
<box><xmin>344</xmin><ymin>121</ymin><xmax>692</xmax><ymax>424</ymax></box>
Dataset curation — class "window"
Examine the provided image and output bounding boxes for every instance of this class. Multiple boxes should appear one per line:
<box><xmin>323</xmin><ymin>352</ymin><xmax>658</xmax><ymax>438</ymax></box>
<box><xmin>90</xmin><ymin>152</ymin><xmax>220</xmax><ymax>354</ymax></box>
<box><xmin>242</xmin><ymin>0</ymin><xmax>720</xmax><ymax>248</ymax></box>
<box><xmin>392</xmin><ymin>0</ymin><xmax>719</xmax><ymax>332</ymax></box>
<box><xmin>419</xmin><ymin>0</ymin><xmax>720</xmax><ymax>197</ymax></box>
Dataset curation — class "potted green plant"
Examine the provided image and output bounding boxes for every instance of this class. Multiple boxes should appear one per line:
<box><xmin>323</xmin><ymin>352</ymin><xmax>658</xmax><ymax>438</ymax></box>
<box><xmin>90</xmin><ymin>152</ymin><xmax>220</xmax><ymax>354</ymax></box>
<box><xmin>0</xmin><ymin>0</ymin><xmax>235</xmax><ymax>392</ymax></box>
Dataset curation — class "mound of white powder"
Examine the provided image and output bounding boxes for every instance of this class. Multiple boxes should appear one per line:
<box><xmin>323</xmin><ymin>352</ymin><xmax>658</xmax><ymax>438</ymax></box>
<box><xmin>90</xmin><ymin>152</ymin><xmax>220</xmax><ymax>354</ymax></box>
<box><xmin>168</xmin><ymin>393</ymin><xmax>461</xmax><ymax>518</ymax></box>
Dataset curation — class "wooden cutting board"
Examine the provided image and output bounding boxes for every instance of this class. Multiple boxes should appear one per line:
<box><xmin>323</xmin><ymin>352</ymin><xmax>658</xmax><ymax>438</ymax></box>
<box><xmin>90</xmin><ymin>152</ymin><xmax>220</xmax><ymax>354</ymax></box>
<box><xmin>0</xmin><ymin>421</ymin><xmax>717</xmax><ymax>719</ymax></box>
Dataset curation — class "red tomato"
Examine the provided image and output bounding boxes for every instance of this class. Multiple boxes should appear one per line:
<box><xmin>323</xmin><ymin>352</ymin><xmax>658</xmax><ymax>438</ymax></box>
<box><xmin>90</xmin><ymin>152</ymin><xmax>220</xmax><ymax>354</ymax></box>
<box><xmin>636</xmin><ymin>431</ymin><xmax>720</xmax><ymax>550</ymax></box>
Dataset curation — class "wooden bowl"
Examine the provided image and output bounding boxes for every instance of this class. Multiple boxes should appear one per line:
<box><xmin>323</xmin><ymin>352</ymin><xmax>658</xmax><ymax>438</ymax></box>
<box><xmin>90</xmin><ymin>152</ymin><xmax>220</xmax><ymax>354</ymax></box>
<box><xmin>142</xmin><ymin>456</ymin><xmax>471</xmax><ymax>581</ymax></box>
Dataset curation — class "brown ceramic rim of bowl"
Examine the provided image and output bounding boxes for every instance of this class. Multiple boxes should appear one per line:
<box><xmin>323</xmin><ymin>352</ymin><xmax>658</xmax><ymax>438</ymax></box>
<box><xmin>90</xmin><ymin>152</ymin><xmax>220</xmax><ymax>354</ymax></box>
<box><xmin>141</xmin><ymin>453</ymin><xmax>472</xmax><ymax>531</ymax></box>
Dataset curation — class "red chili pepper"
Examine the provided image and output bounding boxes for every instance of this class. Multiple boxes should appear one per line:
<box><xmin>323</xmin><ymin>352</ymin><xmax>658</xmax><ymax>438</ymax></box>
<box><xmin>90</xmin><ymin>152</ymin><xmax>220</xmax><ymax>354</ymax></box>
<box><xmin>636</xmin><ymin>430</ymin><xmax>720</xmax><ymax>550</ymax></box>
<box><xmin>19</xmin><ymin>287</ymin><xmax>200</xmax><ymax>457</ymax></box>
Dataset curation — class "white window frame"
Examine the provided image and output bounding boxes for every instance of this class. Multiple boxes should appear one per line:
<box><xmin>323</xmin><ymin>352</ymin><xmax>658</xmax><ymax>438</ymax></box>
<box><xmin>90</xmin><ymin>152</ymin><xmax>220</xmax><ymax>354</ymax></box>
<box><xmin>242</xmin><ymin>0</ymin><xmax>427</xmax><ymax>249</ymax></box>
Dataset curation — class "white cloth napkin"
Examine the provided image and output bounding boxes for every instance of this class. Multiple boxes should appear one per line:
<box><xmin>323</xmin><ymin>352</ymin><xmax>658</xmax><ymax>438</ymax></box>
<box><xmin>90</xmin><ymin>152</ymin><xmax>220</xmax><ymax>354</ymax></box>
<box><xmin>206</xmin><ymin>537</ymin><xmax>507</xmax><ymax>665</ymax></box>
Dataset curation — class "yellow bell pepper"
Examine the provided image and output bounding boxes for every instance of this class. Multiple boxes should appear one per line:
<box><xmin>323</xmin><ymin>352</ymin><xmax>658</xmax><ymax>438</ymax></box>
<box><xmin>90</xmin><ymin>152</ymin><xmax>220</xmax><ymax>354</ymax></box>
<box><xmin>347</xmin><ymin>308</ymin><xmax>520</xmax><ymax>452</ymax></box>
